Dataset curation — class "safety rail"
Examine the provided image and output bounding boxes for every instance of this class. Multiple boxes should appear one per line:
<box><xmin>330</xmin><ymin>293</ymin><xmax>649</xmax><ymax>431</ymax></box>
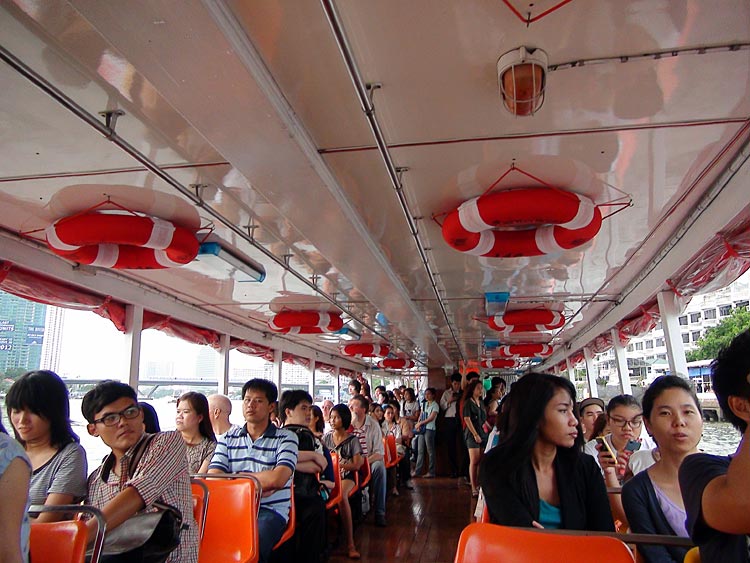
<box><xmin>28</xmin><ymin>504</ymin><xmax>106</xmax><ymax>563</ymax></box>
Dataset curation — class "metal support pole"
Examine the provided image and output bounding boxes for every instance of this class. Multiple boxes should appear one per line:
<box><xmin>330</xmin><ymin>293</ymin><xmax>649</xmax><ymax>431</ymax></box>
<box><xmin>583</xmin><ymin>347</ymin><xmax>599</xmax><ymax>398</ymax></box>
<box><xmin>273</xmin><ymin>348</ymin><xmax>283</xmax><ymax>392</ymax></box>
<box><xmin>219</xmin><ymin>333</ymin><xmax>231</xmax><ymax>395</ymax></box>
<box><xmin>611</xmin><ymin>328</ymin><xmax>632</xmax><ymax>394</ymax></box>
<box><xmin>125</xmin><ymin>304</ymin><xmax>143</xmax><ymax>390</ymax></box>
<box><xmin>657</xmin><ymin>290</ymin><xmax>689</xmax><ymax>377</ymax></box>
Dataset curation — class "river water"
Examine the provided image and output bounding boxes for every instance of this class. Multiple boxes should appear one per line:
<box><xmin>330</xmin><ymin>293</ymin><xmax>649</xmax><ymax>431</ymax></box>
<box><xmin>1</xmin><ymin>398</ymin><xmax>743</xmax><ymax>472</ymax></box>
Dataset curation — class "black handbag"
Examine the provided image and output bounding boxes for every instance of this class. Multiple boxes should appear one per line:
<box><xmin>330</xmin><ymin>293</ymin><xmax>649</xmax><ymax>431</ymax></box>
<box><xmin>90</xmin><ymin>434</ymin><xmax>185</xmax><ymax>563</ymax></box>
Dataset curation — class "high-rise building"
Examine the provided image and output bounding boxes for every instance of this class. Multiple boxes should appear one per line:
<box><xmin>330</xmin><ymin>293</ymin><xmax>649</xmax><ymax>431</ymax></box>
<box><xmin>0</xmin><ymin>290</ymin><xmax>47</xmax><ymax>374</ymax></box>
<box><xmin>41</xmin><ymin>306</ymin><xmax>66</xmax><ymax>373</ymax></box>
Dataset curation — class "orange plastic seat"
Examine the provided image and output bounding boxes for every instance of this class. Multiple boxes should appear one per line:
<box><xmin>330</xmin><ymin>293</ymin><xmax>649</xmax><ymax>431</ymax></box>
<box><xmin>359</xmin><ymin>456</ymin><xmax>371</xmax><ymax>490</ymax></box>
<box><xmin>480</xmin><ymin>503</ymin><xmax>489</xmax><ymax>523</ymax></box>
<box><xmin>454</xmin><ymin>523</ymin><xmax>635</xmax><ymax>563</ymax></box>
<box><xmin>272</xmin><ymin>482</ymin><xmax>295</xmax><ymax>550</ymax></box>
<box><xmin>193</xmin><ymin>474</ymin><xmax>261</xmax><ymax>563</ymax></box>
<box><xmin>28</xmin><ymin>504</ymin><xmax>106</xmax><ymax>563</ymax></box>
<box><xmin>191</xmin><ymin>478</ymin><xmax>210</xmax><ymax>540</ymax></box>
<box><xmin>326</xmin><ymin>452</ymin><xmax>344</xmax><ymax>511</ymax></box>
<box><xmin>347</xmin><ymin>465</ymin><xmax>361</xmax><ymax>498</ymax></box>
<box><xmin>683</xmin><ymin>546</ymin><xmax>701</xmax><ymax>563</ymax></box>
<box><xmin>384</xmin><ymin>435</ymin><xmax>402</xmax><ymax>469</ymax></box>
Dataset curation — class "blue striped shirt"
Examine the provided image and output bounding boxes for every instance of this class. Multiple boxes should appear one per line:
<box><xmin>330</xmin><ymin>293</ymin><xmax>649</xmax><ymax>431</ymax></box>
<box><xmin>208</xmin><ymin>423</ymin><xmax>298</xmax><ymax>520</ymax></box>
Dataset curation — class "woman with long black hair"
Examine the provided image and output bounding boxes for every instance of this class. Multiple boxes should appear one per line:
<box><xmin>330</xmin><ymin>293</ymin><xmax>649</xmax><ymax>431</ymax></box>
<box><xmin>479</xmin><ymin>373</ymin><xmax>613</xmax><ymax>531</ymax></box>
<box><xmin>6</xmin><ymin>370</ymin><xmax>87</xmax><ymax>522</ymax></box>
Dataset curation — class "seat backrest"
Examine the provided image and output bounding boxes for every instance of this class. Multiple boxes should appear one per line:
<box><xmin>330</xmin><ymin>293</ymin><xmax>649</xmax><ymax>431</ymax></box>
<box><xmin>683</xmin><ymin>546</ymin><xmax>701</xmax><ymax>563</ymax></box>
<box><xmin>383</xmin><ymin>436</ymin><xmax>393</xmax><ymax>466</ymax></box>
<box><xmin>272</xmin><ymin>482</ymin><xmax>295</xmax><ymax>550</ymax></box>
<box><xmin>454</xmin><ymin>523</ymin><xmax>635</xmax><ymax>563</ymax></box>
<box><xmin>191</xmin><ymin>478</ymin><xmax>210</xmax><ymax>540</ymax></box>
<box><xmin>359</xmin><ymin>456</ymin><xmax>371</xmax><ymax>489</ymax></box>
<box><xmin>30</xmin><ymin>520</ymin><xmax>89</xmax><ymax>563</ymax></box>
<box><xmin>386</xmin><ymin>434</ymin><xmax>400</xmax><ymax>467</ymax></box>
<box><xmin>195</xmin><ymin>475</ymin><xmax>261</xmax><ymax>563</ymax></box>
<box><xmin>326</xmin><ymin>452</ymin><xmax>343</xmax><ymax>510</ymax></box>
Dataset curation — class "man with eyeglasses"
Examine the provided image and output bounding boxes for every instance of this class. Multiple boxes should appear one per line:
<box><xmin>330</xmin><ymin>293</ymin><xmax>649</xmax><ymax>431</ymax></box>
<box><xmin>81</xmin><ymin>380</ymin><xmax>198</xmax><ymax>563</ymax></box>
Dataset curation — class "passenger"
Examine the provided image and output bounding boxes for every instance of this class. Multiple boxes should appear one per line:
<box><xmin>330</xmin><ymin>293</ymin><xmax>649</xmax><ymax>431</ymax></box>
<box><xmin>401</xmin><ymin>388</ymin><xmax>420</xmax><ymax>463</ymax></box>
<box><xmin>6</xmin><ymin>370</ymin><xmax>87</xmax><ymax>521</ymax></box>
<box><xmin>139</xmin><ymin>402</ymin><xmax>161</xmax><ymax>433</ymax></box>
<box><xmin>322</xmin><ymin>404</ymin><xmax>363</xmax><ymax>560</ymax></box>
<box><xmin>207</xmin><ymin>393</ymin><xmax>240</xmax><ymax>439</ymax></box>
<box><xmin>208</xmin><ymin>379</ymin><xmax>298</xmax><ymax>563</ymax></box>
<box><xmin>439</xmin><ymin>371</ymin><xmax>463</xmax><ymax>478</ymax></box>
<box><xmin>348</xmin><ymin>379</ymin><xmax>362</xmax><ymax>400</ymax></box>
<box><xmin>480</xmin><ymin>373</ymin><xmax>613</xmax><ymax>531</ymax></box>
<box><xmin>389</xmin><ymin>401</ymin><xmax>413</xmax><ymax>490</ymax></box>
<box><xmin>381</xmin><ymin>403</ymin><xmax>402</xmax><ymax>496</ymax></box>
<box><xmin>622</xmin><ymin>376</ymin><xmax>702</xmax><ymax>563</ymax></box>
<box><xmin>321</xmin><ymin>399</ymin><xmax>334</xmax><ymax>433</ymax></box>
<box><xmin>484</xmin><ymin>377</ymin><xmax>506</xmax><ymax>428</ymax></box>
<box><xmin>176</xmin><ymin>392</ymin><xmax>216</xmax><ymax>473</ymax></box>
<box><xmin>348</xmin><ymin>394</ymin><xmax>387</xmax><ymax>527</ymax></box>
<box><xmin>309</xmin><ymin>404</ymin><xmax>326</xmax><ymax>439</ymax></box>
<box><xmin>373</xmin><ymin>385</ymin><xmax>387</xmax><ymax>405</ymax></box>
<box><xmin>462</xmin><ymin>379</ymin><xmax>488</xmax><ymax>497</ymax></box>
<box><xmin>355</xmin><ymin>374</ymin><xmax>372</xmax><ymax>401</ymax></box>
<box><xmin>413</xmin><ymin>387</ymin><xmax>439</xmax><ymax>479</ymax></box>
<box><xmin>578</xmin><ymin>397</ymin><xmax>605</xmax><ymax>442</ymax></box>
<box><xmin>279</xmin><ymin>390</ymin><xmax>328</xmax><ymax>563</ymax></box>
<box><xmin>679</xmin><ymin>329</ymin><xmax>750</xmax><ymax>562</ymax></box>
<box><xmin>590</xmin><ymin>410</ymin><xmax>609</xmax><ymax>439</ymax></box>
<box><xmin>82</xmin><ymin>380</ymin><xmax>198</xmax><ymax>563</ymax></box>
<box><xmin>0</xmin><ymin>420</ymin><xmax>31</xmax><ymax>563</ymax></box>
<box><xmin>368</xmin><ymin>402</ymin><xmax>385</xmax><ymax>428</ymax></box>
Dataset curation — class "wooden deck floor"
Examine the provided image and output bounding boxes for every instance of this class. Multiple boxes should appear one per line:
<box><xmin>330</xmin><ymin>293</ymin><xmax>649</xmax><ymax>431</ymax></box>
<box><xmin>328</xmin><ymin>477</ymin><xmax>476</xmax><ymax>563</ymax></box>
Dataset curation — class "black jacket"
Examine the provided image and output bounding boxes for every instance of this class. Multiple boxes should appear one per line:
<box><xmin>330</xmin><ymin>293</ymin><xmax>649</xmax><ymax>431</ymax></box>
<box><xmin>480</xmin><ymin>447</ymin><xmax>614</xmax><ymax>531</ymax></box>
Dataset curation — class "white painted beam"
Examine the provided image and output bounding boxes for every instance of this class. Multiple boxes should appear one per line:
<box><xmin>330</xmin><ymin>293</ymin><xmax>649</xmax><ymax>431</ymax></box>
<box><xmin>583</xmin><ymin>347</ymin><xmax>599</xmax><ymax>399</ymax></box>
<box><xmin>657</xmin><ymin>291</ymin><xmax>689</xmax><ymax>377</ymax></box>
<box><xmin>611</xmin><ymin>328</ymin><xmax>632</xmax><ymax>394</ymax></box>
<box><xmin>125</xmin><ymin>304</ymin><xmax>143</xmax><ymax>389</ymax></box>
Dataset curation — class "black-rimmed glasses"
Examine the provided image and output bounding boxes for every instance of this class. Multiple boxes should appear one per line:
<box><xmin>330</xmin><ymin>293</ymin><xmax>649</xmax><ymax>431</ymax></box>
<box><xmin>92</xmin><ymin>405</ymin><xmax>141</xmax><ymax>427</ymax></box>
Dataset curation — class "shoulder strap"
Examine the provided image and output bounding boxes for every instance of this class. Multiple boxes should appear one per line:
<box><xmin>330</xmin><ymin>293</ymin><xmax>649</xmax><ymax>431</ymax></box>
<box><xmin>128</xmin><ymin>433</ymin><xmax>157</xmax><ymax>477</ymax></box>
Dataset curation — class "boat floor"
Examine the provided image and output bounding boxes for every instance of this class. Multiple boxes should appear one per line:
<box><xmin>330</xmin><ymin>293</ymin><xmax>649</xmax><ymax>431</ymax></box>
<box><xmin>328</xmin><ymin>476</ymin><xmax>475</xmax><ymax>563</ymax></box>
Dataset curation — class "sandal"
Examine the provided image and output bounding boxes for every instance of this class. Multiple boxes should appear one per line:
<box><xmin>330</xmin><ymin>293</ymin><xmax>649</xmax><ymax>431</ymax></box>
<box><xmin>348</xmin><ymin>546</ymin><xmax>361</xmax><ymax>559</ymax></box>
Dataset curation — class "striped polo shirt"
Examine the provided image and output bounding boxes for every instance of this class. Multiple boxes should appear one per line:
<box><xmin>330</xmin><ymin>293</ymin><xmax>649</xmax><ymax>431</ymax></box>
<box><xmin>208</xmin><ymin>423</ymin><xmax>298</xmax><ymax>521</ymax></box>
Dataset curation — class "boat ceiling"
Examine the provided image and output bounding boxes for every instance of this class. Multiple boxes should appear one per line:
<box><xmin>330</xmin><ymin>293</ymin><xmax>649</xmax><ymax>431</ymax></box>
<box><xmin>1</xmin><ymin>0</ymin><xmax>749</xmax><ymax>371</ymax></box>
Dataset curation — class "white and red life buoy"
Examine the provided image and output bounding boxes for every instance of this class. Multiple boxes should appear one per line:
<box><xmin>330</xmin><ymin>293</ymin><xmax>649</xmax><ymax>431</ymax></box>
<box><xmin>488</xmin><ymin>309</ymin><xmax>565</xmax><ymax>332</ymax></box>
<box><xmin>268</xmin><ymin>311</ymin><xmax>344</xmax><ymax>334</ymax></box>
<box><xmin>341</xmin><ymin>343</ymin><xmax>390</xmax><ymax>358</ymax></box>
<box><xmin>377</xmin><ymin>358</ymin><xmax>415</xmax><ymax>369</ymax></box>
<box><xmin>45</xmin><ymin>212</ymin><xmax>199</xmax><ymax>269</ymax></box>
<box><xmin>480</xmin><ymin>359</ymin><xmax>518</xmax><ymax>369</ymax></box>
<box><xmin>497</xmin><ymin>343</ymin><xmax>553</xmax><ymax>358</ymax></box>
<box><xmin>441</xmin><ymin>188</ymin><xmax>602</xmax><ymax>257</ymax></box>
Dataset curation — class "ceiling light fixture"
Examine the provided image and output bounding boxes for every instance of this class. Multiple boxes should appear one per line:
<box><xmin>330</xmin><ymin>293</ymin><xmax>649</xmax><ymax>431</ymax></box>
<box><xmin>189</xmin><ymin>241</ymin><xmax>266</xmax><ymax>282</ymax></box>
<box><xmin>497</xmin><ymin>46</ymin><xmax>548</xmax><ymax>116</ymax></box>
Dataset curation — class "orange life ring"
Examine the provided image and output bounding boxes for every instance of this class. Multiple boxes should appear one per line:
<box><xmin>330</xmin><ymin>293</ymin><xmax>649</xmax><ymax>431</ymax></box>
<box><xmin>480</xmin><ymin>359</ymin><xmax>518</xmax><ymax>369</ymax></box>
<box><xmin>45</xmin><ymin>213</ymin><xmax>199</xmax><ymax>269</ymax></box>
<box><xmin>488</xmin><ymin>310</ymin><xmax>565</xmax><ymax>332</ymax></box>
<box><xmin>341</xmin><ymin>343</ymin><xmax>390</xmax><ymax>358</ymax></box>
<box><xmin>268</xmin><ymin>311</ymin><xmax>344</xmax><ymax>334</ymax></box>
<box><xmin>377</xmin><ymin>358</ymin><xmax>415</xmax><ymax>369</ymax></box>
<box><xmin>497</xmin><ymin>343</ymin><xmax>553</xmax><ymax>358</ymax></box>
<box><xmin>441</xmin><ymin>188</ymin><xmax>602</xmax><ymax>257</ymax></box>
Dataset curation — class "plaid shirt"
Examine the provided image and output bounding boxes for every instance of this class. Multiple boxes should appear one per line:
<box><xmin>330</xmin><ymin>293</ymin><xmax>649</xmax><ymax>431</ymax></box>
<box><xmin>86</xmin><ymin>431</ymin><xmax>198</xmax><ymax>563</ymax></box>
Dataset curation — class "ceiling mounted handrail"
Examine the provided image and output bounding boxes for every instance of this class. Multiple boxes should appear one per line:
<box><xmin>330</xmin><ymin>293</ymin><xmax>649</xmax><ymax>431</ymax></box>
<box><xmin>321</xmin><ymin>0</ymin><xmax>465</xmax><ymax>362</ymax></box>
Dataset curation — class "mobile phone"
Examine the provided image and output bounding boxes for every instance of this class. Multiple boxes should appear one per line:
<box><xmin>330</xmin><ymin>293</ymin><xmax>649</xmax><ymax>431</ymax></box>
<box><xmin>595</xmin><ymin>436</ymin><xmax>617</xmax><ymax>460</ymax></box>
<box><xmin>624</xmin><ymin>439</ymin><xmax>641</xmax><ymax>452</ymax></box>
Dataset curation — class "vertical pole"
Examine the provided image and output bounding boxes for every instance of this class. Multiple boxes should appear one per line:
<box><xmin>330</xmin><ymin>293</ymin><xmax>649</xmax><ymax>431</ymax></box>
<box><xmin>219</xmin><ymin>333</ymin><xmax>230</xmax><ymax>395</ymax></box>
<box><xmin>333</xmin><ymin>366</ymin><xmax>340</xmax><ymax>403</ymax></box>
<box><xmin>657</xmin><ymin>291</ymin><xmax>689</xmax><ymax>378</ymax></box>
<box><xmin>273</xmin><ymin>348</ymin><xmax>283</xmax><ymax>392</ymax></box>
<box><xmin>583</xmin><ymin>346</ymin><xmax>599</xmax><ymax>399</ymax></box>
<box><xmin>565</xmin><ymin>357</ymin><xmax>576</xmax><ymax>384</ymax></box>
<box><xmin>611</xmin><ymin>328</ymin><xmax>632</xmax><ymax>394</ymax></box>
<box><xmin>125</xmin><ymin>304</ymin><xmax>143</xmax><ymax>391</ymax></box>
<box><xmin>308</xmin><ymin>356</ymin><xmax>316</xmax><ymax>398</ymax></box>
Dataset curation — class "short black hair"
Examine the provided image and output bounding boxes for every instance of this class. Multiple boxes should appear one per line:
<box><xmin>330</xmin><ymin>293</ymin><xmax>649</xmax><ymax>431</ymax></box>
<box><xmin>348</xmin><ymin>379</ymin><xmax>362</xmax><ymax>393</ymax></box>
<box><xmin>241</xmin><ymin>378</ymin><xmax>278</xmax><ymax>404</ymax></box>
<box><xmin>641</xmin><ymin>376</ymin><xmax>700</xmax><ymax>420</ymax></box>
<box><xmin>711</xmin><ymin>329</ymin><xmax>750</xmax><ymax>432</ymax></box>
<box><xmin>450</xmin><ymin>371</ymin><xmax>462</xmax><ymax>383</ymax></box>
<box><xmin>6</xmin><ymin>370</ymin><xmax>79</xmax><ymax>448</ymax></box>
<box><xmin>467</xmin><ymin>371</ymin><xmax>480</xmax><ymax>381</ymax></box>
<box><xmin>178</xmin><ymin>392</ymin><xmax>216</xmax><ymax>441</ymax></box>
<box><xmin>81</xmin><ymin>380</ymin><xmax>137</xmax><ymax>423</ymax></box>
<box><xmin>278</xmin><ymin>389</ymin><xmax>313</xmax><ymax>423</ymax></box>
<box><xmin>331</xmin><ymin>403</ymin><xmax>352</xmax><ymax>428</ymax></box>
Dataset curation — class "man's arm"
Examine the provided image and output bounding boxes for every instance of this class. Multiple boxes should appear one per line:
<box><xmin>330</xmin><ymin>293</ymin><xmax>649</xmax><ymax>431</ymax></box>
<box><xmin>244</xmin><ymin>465</ymin><xmax>293</xmax><ymax>495</ymax></box>
<box><xmin>0</xmin><ymin>457</ymin><xmax>30</xmax><ymax>563</ymax></box>
<box><xmin>87</xmin><ymin>486</ymin><xmax>144</xmax><ymax>537</ymax></box>
<box><xmin>699</xmin><ymin>427</ymin><xmax>750</xmax><ymax>534</ymax></box>
<box><xmin>367</xmin><ymin>422</ymin><xmax>384</xmax><ymax>464</ymax></box>
<box><xmin>296</xmin><ymin>451</ymin><xmax>327</xmax><ymax>473</ymax></box>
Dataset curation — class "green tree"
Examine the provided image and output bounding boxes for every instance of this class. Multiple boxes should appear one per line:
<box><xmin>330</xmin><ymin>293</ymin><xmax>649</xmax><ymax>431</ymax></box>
<box><xmin>686</xmin><ymin>306</ymin><xmax>750</xmax><ymax>361</ymax></box>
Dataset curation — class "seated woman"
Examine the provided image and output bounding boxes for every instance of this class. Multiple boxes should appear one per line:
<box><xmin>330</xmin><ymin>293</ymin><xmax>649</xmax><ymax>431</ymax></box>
<box><xmin>309</xmin><ymin>404</ymin><xmax>326</xmax><ymax>440</ymax></box>
<box><xmin>622</xmin><ymin>376</ymin><xmax>703</xmax><ymax>563</ymax></box>
<box><xmin>322</xmin><ymin>404</ymin><xmax>363</xmax><ymax>560</ymax></box>
<box><xmin>175</xmin><ymin>392</ymin><xmax>216</xmax><ymax>473</ymax></box>
<box><xmin>479</xmin><ymin>373</ymin><xmax>614</xmax><ymax>531</ymax></box>
<box><xmin>6</xmin><ymin>370</ymin><xmax>87</xmax><ymax>522</ymax></box>
<box><xmin>0</xmin><ymin>421</ymin><xmax>31</xmax><ymax>563</ymax></box>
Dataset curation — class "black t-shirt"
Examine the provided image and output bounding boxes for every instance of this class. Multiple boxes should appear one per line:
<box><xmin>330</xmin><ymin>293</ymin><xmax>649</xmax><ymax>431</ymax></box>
<box><xmin>679</xmin><ymin>453</ymin><xmax>750</xmax><ymax>563</ymax></box>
